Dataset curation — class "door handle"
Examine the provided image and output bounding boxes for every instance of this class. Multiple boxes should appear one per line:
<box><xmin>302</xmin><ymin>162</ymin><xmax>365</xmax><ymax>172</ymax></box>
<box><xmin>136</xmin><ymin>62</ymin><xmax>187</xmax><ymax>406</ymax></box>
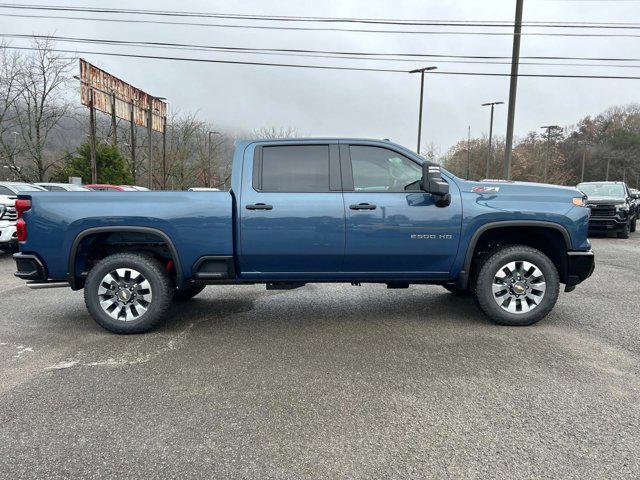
<box><xmin>349</xmin><ymin>203</ymin><xmax>377</xmax><ymax>210</ymax></box>
<box><xmin>246</xmin><ymin>203</ymin><xmax>273</xmax><ymax>210</ymax></box>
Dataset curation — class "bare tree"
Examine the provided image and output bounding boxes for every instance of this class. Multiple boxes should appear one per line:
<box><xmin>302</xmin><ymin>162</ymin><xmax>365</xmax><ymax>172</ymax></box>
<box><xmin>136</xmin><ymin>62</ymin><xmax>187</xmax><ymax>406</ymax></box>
<box><xmin>13</xmin><ymin>37</ymin><xmax>74</xmax><ymax>181</ymax></box>
<box><xmin>165</xmin><ymin>112</ymin><xmax>202</xmax><ymax>190</ymax></box>
<box><xmin>0</xmin><ymin>42</ymin><xmax>24</xmax><ymax>180</ymax></box>
<box><xmin>252</xmin><ymin>126</ymin><xmax>298</xmax><ymax>139</ymax></box>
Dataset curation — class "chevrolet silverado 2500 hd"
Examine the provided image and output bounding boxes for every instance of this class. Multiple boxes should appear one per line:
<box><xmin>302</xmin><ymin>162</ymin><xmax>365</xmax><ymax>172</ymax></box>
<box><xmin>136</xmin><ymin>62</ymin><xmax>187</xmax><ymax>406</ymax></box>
<box><xmin>13</xmin><ymin>139</ymin><xmax>594</xmax><ymax>333</ymax></box>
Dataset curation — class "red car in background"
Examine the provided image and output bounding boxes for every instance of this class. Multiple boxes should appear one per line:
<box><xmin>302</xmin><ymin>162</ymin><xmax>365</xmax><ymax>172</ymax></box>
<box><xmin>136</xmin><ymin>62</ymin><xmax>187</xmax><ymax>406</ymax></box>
<box><xmin>85</xmin><ymin>185</ymin><xmax>148</xmax><ymax>191</ymax></box>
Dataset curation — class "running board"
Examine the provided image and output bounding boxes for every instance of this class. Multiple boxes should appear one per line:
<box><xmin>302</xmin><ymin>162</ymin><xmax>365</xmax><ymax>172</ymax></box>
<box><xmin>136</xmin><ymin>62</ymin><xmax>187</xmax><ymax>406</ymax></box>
<box><xmin>266</xmin><ymin>282</ymin><xmax>306</xmax><ymax>290</ymax></box>
<box><xmin>26</xmin><ymin>281</ymin><xmax>69</xmax><ymax>289</ymax></box>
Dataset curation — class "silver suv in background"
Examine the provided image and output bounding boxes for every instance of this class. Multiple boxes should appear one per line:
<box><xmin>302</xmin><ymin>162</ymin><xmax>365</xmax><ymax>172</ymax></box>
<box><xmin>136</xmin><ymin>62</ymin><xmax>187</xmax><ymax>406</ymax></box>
<box><xmin>35</xmin><ymin>182</ymin><xmax>91</xmax><ymax>192</ymax></box>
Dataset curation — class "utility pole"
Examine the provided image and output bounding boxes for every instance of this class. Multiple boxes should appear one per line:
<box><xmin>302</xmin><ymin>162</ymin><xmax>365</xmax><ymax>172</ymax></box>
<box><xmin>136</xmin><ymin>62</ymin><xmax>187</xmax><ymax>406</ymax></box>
<box><xmin>541</xmin><ymin>125</ymin><xmax>561</xmax><ymax>183</ymax></box>
<box><xmin>129</xmin><ymin>100</ymin><xmax>136</xmax><ymax>182</ymax></box>
<box><xmin>467</xmin><ymin>126</ymin><xmax>471</xmax><ymax>179</ymax></box>
<box><xmin>409</xmin><ymin>66</ymin><xmax>437</xmax><ymax>154</ymax></box>
<box><xmin>110</xmin><ymin>92</ymin><xmax>118</xmax><ymax>147</ymax></box>
<box><xmin>88</xmin><ymin>90</ymin><xmax>98</xmax><ymax>184</ymax></box>
<box><xmin>147</xmin><ymin>103</ymin><xmax>153</xmax><ymax>190</ymax></box>
<box><xmin>580</xmin><ymin>149</ymin><xmax>587</xmax><ymax>182</ymax></box>
<box><xmin>482</xmin><ymin>101</ymin><xmax>504</xmax><ymax>179</ymax></box>
<box><xmin>503</xmin><ymin>0</ymin><xmax>524</xmax><ymax>180</ymax></box>
<box><xmin>162</xmin><ymin>117</ymin><xmax>167</xmax><ymax>190</ymax></box>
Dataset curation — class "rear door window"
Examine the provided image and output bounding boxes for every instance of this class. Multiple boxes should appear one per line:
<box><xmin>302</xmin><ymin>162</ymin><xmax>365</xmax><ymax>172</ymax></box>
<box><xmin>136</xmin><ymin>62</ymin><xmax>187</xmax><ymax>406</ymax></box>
<box><xmin>258</xmin><ymin>145</ymin><xmax>330</xmax><ymax>192</ymax></box>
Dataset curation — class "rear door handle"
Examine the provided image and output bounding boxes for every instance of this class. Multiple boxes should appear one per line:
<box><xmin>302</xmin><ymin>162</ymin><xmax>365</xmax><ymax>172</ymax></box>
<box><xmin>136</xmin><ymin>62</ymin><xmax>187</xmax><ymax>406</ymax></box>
<box><xmin>349</xmin><ymin>203</ymin><xmax>377</xmax><ymax>210</ymax></box>
<box><xmin>246</xmin><ymin>203</ymin><xmax>273</xmax><ymax>210</ymax></box>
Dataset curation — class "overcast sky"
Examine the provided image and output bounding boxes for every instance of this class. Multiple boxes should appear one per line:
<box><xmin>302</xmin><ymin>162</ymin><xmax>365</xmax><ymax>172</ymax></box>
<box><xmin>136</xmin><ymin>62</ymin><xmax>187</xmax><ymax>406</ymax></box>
<box><xmin>1</xmin><ymin>0</ymin><xmax>639</xmax><ymax>154</ymax></box>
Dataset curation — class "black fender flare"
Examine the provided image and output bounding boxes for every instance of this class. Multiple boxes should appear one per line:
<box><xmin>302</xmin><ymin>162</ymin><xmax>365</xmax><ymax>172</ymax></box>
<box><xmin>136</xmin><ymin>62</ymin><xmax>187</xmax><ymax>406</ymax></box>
<box><xmin>457</xmin><ymin>220</ymin><xmax>572</xmax><ymax>289</ymax></box>
<box><xmin>68</xmin><ymin>226</ymin><xmax>183</xmax><ymax>289</ymax></box>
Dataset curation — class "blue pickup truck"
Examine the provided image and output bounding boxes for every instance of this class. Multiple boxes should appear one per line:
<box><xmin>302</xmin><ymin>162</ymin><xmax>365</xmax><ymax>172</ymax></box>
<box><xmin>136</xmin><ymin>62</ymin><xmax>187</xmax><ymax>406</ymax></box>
<box><xmin>13</xmin><ymin>139</ymin><xmax>594</xmax><ymax>333</ymax></box>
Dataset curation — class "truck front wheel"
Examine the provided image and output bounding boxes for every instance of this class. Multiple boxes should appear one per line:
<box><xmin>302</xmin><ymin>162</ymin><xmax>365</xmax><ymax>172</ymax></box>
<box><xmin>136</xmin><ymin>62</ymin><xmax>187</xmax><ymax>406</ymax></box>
<box><xmin>617</xmin><ymin>223</ymin><xmax>630</xmax><ymax>239</ymax></box>
<box><xmin>84</xmin><ymin>253</ymin><xmax>173</xmax><ymax>334</ymax></box>
<box><xmin>472</xmin><ymin>245</ymin><xmax>559</xmax><ymax>326</ymax></box>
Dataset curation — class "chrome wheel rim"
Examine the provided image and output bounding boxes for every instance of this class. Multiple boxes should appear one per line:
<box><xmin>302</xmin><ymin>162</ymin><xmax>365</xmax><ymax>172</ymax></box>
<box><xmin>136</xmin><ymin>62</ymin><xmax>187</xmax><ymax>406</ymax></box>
<box><xmin>97</xmin><ymin>268</ymin><xmax>153</xmax><ymax>321</ymax></box>
<box><xmin>491</xmin><ymin>261</ymin><xmax>546</xmax><ymax>314</ymax></box>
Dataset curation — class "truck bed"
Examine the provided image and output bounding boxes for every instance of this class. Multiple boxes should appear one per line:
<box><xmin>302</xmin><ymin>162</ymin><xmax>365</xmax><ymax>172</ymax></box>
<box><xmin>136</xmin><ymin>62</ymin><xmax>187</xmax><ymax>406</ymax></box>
<box><xmin>19</xmin><ymin>191</ymin><xmax>234</xmax><ymax>281</ymax></box>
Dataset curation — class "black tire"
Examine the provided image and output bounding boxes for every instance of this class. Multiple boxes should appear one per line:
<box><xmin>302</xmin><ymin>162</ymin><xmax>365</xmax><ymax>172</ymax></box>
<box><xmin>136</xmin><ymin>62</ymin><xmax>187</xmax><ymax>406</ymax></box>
<box><xmin>173</xmin><ymin>284</ymin><xmax>205</xmax><ymax>302</ymax></box>
<box><xmin>617</xmin><ymin>224</ymin><xmax>630</xmax><ymax>239</ymax></box>
<box><xmin>0</xmin><ymin>243</ymin><xmax>18</xmax><ymax>254</ymax></box>
<box><xmin>84</xmin><ymin>253</ymin><xmax>173</xmax><ymax>334</ymax></box>
<box><xmin>472</xmin><ymin>245</ymin><xmax>559</xmax><ymax>327</ymax></box>
<box><xmin>630</xmin><ymin>217</ymin><xmax>637</xmax><ymax>233</ymax></box>
<box><xmin>442</xmin><ymin>284</ymin><xmax>469</xmax><ymax>296</ymax></box>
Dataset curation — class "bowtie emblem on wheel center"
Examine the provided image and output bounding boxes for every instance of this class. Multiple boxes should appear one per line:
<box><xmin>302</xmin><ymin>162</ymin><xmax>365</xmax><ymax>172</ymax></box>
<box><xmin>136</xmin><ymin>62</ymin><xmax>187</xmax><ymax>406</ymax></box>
<box><xmin>513</xmin><ymin>282</ymin><xmax>526</xmax><ymax>294</ymax></box>
<box><xmin>118</xmin><ymin>290</ymin><xmax>132</xmax><ymax>302</ymax></box>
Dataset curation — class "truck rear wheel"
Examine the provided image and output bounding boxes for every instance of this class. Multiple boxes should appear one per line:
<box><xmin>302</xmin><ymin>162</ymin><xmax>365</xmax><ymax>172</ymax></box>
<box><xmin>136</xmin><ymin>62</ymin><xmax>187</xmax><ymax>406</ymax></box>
<box><xmin>84</xmin><ymin>253</ymin><xmax>173</xmax><ymax>334</ymax></box>
<box><xmin>472</xmin><ymin>245</ymin><xmax>559</xmax><ymax>326</ymax></box>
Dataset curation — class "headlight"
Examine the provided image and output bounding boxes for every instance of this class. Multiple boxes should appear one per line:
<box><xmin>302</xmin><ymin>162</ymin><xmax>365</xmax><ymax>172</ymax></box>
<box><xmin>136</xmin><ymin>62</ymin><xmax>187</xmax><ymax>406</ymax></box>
<box><xmin>572</xmin><ymin>197</ymin><xmax>586</xmax><ymax>207</ymax></box>
<box><xmin>615</xmin><ymin>203</ymin><xmax>629</xmax><ymax>212</ymax></box>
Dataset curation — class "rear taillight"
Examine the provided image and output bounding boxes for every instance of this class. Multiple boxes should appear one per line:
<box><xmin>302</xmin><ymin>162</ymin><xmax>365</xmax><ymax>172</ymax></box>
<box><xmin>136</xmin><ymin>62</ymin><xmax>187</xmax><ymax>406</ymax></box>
<box><xmin>16</xmin><ymin>219</ymin><xmax>26</xmax><ymax>241</ymax></box>
<box><xmin>15</xmin><ymin>199</ymin><xmax>30</xmax><ymax>242</ymax></box>
<box><xmin>15</xmin><ymin>199</ymin><xmax>31</xmax><ymax>219</ymax></box>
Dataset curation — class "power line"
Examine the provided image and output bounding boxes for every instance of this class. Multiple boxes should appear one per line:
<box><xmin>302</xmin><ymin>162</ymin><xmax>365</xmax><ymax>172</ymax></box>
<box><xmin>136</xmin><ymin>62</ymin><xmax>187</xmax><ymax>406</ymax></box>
<box><xmin>4</xmin><ymin>33</ymin><xmax>640</xmax><ymax>69</ymax></box>
<box><xmin>6</xmin><ymin>45</ymin><xmax>640</xmax><ymax>80</ymax></box>
<box><xmin>0</xmin><ymin>3</ymin><xmax>639</xmax><ymax>29</ymax></box>
<box><xmin>3</xmin><ymin>12</ymin><xmax>640</xmax><ymax>38</ymax></box>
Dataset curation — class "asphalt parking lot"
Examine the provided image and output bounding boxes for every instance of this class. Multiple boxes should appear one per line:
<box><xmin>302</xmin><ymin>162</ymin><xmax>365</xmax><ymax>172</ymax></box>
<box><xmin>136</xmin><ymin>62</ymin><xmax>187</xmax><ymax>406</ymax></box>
<box><xmin>1</xmin><ymin>235</ymin><xmax>639</xmax><ymax>479</ymax></box>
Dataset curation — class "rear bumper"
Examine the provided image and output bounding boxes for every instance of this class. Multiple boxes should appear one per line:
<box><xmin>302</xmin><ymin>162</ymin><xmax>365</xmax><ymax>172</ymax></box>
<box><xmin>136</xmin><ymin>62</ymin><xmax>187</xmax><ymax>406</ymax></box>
<box><xmin>564</xmin><ymin>250</ymin><xmax>595</xmax><ymax>292</ymax></box>
<box><xmin>13</xmin><ymin>252</ymin><xmax>47</xmax><ymax>281</ymax></box>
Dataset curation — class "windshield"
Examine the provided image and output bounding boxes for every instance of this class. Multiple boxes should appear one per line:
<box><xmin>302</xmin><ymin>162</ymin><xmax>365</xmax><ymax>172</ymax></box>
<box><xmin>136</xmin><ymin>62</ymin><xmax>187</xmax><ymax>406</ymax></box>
<box><xmin>68</xmin><ymin>185</ymin><xmax>90</xmax><ymax>191</ymax></box>
<box><xmin>577</xmin><ymin>183</ymin><xmax>626</xmax><ymax>199</ymax></box>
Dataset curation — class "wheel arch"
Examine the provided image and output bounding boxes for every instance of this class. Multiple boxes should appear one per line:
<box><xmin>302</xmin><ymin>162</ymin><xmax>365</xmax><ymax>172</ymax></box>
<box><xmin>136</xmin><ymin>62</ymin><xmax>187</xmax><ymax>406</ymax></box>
<box><xmin>459</xmin><ymin>220</ymin><xmax>572</xmax><ymax>289</ymax></box>
<box><xmin>68</xmin><ymin>226</ymin><xmax>183</xmax><ymax>289</ymax></box>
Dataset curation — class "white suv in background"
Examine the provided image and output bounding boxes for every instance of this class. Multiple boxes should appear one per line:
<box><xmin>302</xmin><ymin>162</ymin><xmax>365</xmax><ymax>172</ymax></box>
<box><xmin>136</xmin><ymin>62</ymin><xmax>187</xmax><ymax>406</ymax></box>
<box><xmin>0</xmin><ymin>182</ymin><xmax>46</xmax><ymax>254</ymax></box>
<box><xmin>0</xmin><ymin>195</ymin><xmax>17</xmax><ymax>253</ymax></box>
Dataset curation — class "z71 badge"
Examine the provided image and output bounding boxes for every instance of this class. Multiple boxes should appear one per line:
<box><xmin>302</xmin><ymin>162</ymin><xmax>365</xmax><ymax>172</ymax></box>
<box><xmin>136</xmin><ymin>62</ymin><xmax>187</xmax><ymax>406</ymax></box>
<box><xmin>472</xmin><ymin>186</ymin><xmax>500</xmax><ymax>194</ymax></box>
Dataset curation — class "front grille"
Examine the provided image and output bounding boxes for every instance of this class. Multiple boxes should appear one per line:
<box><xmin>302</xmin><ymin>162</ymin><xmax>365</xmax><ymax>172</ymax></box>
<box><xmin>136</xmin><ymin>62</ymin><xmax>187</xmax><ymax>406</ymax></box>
<box><xmin>588</xmin><ymin>205</ymin><xmax>616</xmax><ymax>217</ymax></box>
<box><xmin>0</xmin><ymin>206</ymin><xmax>17</xmax><ymax>221</ymax></box>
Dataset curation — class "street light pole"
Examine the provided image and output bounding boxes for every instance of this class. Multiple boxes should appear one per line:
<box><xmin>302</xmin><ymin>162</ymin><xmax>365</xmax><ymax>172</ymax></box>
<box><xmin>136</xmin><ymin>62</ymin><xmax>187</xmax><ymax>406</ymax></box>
<box><xmin>207</xmin><ymin>131</ymin><xmax>221</xmax><ymax>187</ymax></box>
<box><xmin>540</xmin><ymin>125</ymin><xmax>561</xmax><ymax>183</ymax></box>
<box><xmin>482</xmin><ymin>101</ymin><xmax>504</xmax><ymax>179</ymax></box>
<box><xmin>467</xmin><ymin>125</ymin><xmax>471</xmax><ymax>179</ymax></box>
<box><xmin>409</xmin><ymin>66</ymin><xmax>437</xmax><ymax>154</ymax></box>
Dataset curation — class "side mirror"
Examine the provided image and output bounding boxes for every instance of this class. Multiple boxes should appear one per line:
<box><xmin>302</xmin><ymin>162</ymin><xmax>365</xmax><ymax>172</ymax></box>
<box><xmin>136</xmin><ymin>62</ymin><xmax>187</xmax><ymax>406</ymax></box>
<box><xmin>421</xmin><ymin>163</ymin><xmax>451</xmax><ymax>207</ymax></box>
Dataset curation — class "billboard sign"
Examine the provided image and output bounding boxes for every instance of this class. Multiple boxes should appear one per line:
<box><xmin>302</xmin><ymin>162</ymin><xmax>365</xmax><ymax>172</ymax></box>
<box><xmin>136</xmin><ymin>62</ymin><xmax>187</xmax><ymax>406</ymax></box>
<box><xmin>79</xmin><ymin>58</ymin><xmax>166</xmax><ymax>133</ymax></box>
